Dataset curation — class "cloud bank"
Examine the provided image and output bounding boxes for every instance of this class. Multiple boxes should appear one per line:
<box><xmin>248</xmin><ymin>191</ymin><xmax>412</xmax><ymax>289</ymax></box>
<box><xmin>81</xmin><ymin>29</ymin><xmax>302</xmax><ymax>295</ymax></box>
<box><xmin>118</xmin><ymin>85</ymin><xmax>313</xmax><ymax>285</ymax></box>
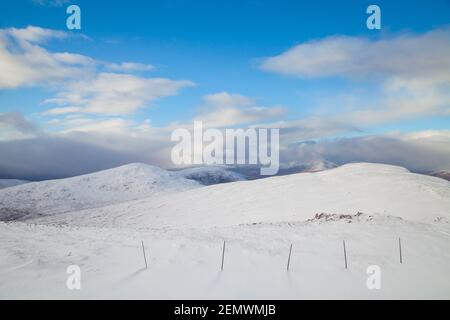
<box><xmin>260</xmin><ymin>28</ymin><xmax>450</xmax><ymax>88</ymax></box>
<box><xmin>1</xmin><ymin>110</ymin><xmax>450</xmax><ymax>180</ymax></box>
<box><xmin>0</xmin><ymin>26</ymin><xmax>194</xmax><ymax>116</ymax></box>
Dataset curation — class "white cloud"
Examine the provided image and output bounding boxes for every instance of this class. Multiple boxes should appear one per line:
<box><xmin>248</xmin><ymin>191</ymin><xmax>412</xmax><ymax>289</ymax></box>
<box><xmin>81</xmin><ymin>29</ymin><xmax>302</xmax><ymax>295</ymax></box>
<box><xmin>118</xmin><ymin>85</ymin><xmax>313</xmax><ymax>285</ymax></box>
<box><xmin>0</xmin><ymin>26</ymin><xmax>94</xmax><ymax>88</ymax></box>
<box><xmin>195</xmin><ymin>92</ymin><xmax>285</xmax><ymax>127</ymax></box>
<box><xmin>44</xmin><ymin>73</ymin><xmax>194</xmax><ymax>115</ymax></box>
<box><xmin>260</xmin><ymin>29</ymin><xmax>450</xmax><ymax>89</ymax></box>
<box><xmin>0</xmin><ymin>26</ymin><xmax>194</xmax><ymax>116</ymax></box>
<box><xmin>58</xmin><ymin>117</ymin><xmax>134</xmax><ymax>134</ymax></box>
<box><xmin>6</xmin><ymin>26</ymin><xmax>67</xmax><ymax>43</ymax></box>
<box><xmin>106</xmin><ymin>62</ymin><xmax>155</xmax><ymax>72</ymax></box>
<box><xmin>42</xmin><ymin>107</ymin><xmax>82</xmax><ymax>116</ymax></box>
<box><xmin>264</xmin><ymin>89</ymin><xmax>449</xmax><ymax>142</ymax></box>
<box><xmin>257</xmin><ymin>116</ymin><xmax>359</xmax><ymax>142</ymax></box>
<box><xmin>52</xmin><ymin>52</ymin><xmax>96</xmax><ymax>66</ymax></box>
<box><xmin>202</xmin><ymin>92</ymin><xmax>253</xmax><ymax>108</ymax></box>
<box><xmin>47</xmin><ymin>114</ymin><xmax>155</xmax><ymax>136</ymax></box>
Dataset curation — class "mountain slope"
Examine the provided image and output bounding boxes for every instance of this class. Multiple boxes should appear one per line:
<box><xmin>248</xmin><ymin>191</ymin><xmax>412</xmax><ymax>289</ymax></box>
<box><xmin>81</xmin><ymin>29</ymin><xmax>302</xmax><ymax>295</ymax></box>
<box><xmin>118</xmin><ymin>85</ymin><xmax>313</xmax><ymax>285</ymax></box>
<box><xmin>2</xmin><ymin>162</ymin><xmax>450</xmax><ymax>299</ymax></box>
<box><xmin>31</xmin><ymin>163</ymin><xmax>450</xmax><ymax>228</ymax></box>
<box><xmin>0</xmin><ymin>163</ymin><xmax>201</xmax><ymax>221</ymax></box>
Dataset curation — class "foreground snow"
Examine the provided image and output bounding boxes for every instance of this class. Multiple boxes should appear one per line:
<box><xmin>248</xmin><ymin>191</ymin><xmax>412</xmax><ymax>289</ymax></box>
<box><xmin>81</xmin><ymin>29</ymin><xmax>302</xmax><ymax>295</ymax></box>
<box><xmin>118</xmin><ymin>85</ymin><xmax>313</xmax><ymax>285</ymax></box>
<box><xmin>1</xmin><ymin>163</ymin><xmax>449</xmax><ymax>299</ymax></box>
<box><xmin>1</xmin><ymin>215</ymin><xmax>449</xmax><ymax>299</ymax></box>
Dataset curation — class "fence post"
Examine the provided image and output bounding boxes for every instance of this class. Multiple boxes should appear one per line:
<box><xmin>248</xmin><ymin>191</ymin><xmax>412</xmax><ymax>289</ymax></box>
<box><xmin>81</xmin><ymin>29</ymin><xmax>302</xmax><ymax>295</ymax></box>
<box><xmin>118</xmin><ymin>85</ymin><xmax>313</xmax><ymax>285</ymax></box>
<box><xmin>399</xmin><ymin>237</ymin><xmax>403</xmax><ymax>264</ymax></box>
<box><xmin>141</xmin><ymin>240</ymin><xmax>148</xmax><ymax>269</ymax></box>
<box><xmin>343</xmin><ymin>240</ymin><xmax>348</xmax><ymax>269</ymax></box>
<box><xmin>287</xmin><ymin>243</ymin><xmax>293</xmax><ymax>271</ymax></box>
<box><xmin>221</xmin><ymin>240</ymin><xmax>226</xmax><ymax>271</ymax></box>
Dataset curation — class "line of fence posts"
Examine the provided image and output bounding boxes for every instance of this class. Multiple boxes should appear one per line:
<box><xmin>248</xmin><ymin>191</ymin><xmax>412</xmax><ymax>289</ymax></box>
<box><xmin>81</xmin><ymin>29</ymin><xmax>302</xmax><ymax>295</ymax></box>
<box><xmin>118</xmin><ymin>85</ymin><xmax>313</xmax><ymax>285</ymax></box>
<box><xmin>137</xmin><ymin>237</ymin><xmax>404</xmax><ymax>272</ymax></box>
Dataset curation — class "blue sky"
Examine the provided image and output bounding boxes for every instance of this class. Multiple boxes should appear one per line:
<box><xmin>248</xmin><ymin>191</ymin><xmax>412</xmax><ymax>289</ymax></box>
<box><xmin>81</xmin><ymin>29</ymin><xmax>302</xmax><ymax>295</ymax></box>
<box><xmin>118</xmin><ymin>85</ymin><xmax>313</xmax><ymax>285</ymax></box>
<box><xmin>0</xmin><ymin>0</ymin><xmax>448</xmax><ymax>126</ymax></box>
<box><xmin>0</xmin><ymin>0</ymin><xmax>449</xmax><ymax>179</ymax></box>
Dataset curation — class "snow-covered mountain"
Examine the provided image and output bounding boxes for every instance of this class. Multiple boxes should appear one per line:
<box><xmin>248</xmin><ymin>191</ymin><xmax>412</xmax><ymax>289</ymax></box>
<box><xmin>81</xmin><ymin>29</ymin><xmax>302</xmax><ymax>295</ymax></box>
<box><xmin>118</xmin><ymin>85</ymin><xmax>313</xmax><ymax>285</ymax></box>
<box><xmin>0</xmin><ymin>163</ymin><xmax>201</xmax><ymax>221</ymax></box>
<box><xmin>1</xmin><ymin>162</ymin><xmax>450</xmax><ymax>299</ymax></box>
<box><xmin>175</xmin><ymin>166</ymin><xmax>246</xmax><ymax>185</ymax></box>
<box><xmin>30</xmin><ymin>163</ymin><xmax>450</xmax><ymax>228</ymax></box>
<box><xmin>0</xmin><ymin>179</ymin><xmax>28</xmax><ymax>189</ymax></box>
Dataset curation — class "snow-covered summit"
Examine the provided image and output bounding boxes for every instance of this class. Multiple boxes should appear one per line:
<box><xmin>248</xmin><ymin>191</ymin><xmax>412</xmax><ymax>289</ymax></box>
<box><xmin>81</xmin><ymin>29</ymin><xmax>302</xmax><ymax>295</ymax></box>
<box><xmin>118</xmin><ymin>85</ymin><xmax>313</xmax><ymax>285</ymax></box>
<box><xmin>0</xmin><ymin>163</ymin><xmax>201</xmax><ymax>221</ymax></box>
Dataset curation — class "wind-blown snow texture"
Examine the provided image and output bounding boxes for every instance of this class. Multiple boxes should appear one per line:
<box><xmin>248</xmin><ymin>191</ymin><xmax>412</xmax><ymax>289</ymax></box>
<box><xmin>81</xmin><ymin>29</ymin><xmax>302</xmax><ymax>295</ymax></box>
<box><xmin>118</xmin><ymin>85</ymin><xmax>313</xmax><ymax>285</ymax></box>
<box><xmin>0</xmin><ymin>162</ymin><xmax>449</xmax><ymax>299</ymax></box>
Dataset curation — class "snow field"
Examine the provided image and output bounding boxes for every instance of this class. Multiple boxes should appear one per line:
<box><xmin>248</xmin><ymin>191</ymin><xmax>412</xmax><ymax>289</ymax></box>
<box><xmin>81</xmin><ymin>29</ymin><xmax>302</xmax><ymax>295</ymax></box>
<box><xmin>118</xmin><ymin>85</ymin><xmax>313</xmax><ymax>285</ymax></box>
<box><xmin>1</xmin><ymin>215</ymin><xmax>449</xmax><ymax>299</ymax></box>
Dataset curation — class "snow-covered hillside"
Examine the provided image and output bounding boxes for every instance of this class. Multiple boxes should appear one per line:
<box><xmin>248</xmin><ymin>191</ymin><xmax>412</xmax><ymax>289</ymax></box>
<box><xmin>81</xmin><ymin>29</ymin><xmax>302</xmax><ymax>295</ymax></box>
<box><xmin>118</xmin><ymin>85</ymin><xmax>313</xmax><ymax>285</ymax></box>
<box><xmin>31</xmin><ymin>163</ymin><xmax>450</xmax><ymax>228</ymax></box>
<box><xmin>0</xmin><ymin>179</ymin><xmax>28</xmax><ymax>189</ymax></box>
<box><xmin>175</xmin><ymin>166</ymin><xmax>246</xmax><ymax>185</ymax></box>
<box><xmin>1</xmin><ymin>162</ymin><xmax>450</xmax><ymax>299</ymax></box>
<box><xmin>0</xmin><ymin>163</ymin><xmax>200</xmax><ymax>221</ymax></box>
